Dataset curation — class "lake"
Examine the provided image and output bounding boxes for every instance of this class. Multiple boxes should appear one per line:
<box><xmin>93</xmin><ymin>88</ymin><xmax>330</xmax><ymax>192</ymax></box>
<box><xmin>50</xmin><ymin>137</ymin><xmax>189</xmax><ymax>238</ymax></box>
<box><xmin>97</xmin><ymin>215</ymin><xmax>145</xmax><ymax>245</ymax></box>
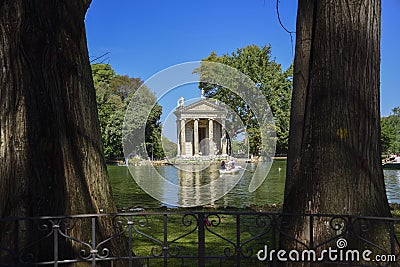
<box><xmin>108</xmin><ymin>160</ymin><xmax>400</xmax><ymax>209</ymax></box>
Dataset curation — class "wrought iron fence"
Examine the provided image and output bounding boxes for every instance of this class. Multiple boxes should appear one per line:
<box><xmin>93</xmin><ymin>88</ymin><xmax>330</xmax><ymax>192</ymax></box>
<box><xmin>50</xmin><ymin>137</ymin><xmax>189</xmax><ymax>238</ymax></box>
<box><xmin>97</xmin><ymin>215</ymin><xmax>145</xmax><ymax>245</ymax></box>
<box><xmin>0</xmin><ymin>211</ymin><xmax>399</xmax><ymax>266</ymax></box>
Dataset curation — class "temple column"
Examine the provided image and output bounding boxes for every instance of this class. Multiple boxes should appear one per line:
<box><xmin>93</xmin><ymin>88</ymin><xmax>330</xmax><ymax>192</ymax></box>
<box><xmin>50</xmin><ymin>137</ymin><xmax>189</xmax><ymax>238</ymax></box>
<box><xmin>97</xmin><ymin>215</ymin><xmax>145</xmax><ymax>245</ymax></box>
<box><xmin>176</xmin><ymin>120</ymin><xmax>180</xmax><ymax>156</ymax></box>
<box><xmin>194</xmin><ymin>119</ymin><xmax>199</xmax><ymax>156</ymax></box>
<box><xmin>221</xmin><ymin>119</ymin><xmax>227</xmax><ymax>155</ymax></box>
<box><xmin>208</xmin><ymin>119</ymin><xmax>214</xmax><ymax>156</ymax></box>
<box><xmin>180</xmin><ymin>119</ymin><xmax>186</xmax><ymax>156</ymax></box>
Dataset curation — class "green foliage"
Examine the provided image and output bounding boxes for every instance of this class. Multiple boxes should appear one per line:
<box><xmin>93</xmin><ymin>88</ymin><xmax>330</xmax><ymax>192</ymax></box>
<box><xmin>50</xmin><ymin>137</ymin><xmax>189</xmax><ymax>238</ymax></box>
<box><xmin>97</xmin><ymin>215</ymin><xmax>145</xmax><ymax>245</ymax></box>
<box><xmin>110</xmin><ymin>74</ymin><xmax>143</xmax><ymax>100</ymax></box>
<box><xmin>92</xmin><ymin>64</ymin><xmax>164</xmax><ymax>160</ymax></box>
<box><xmin>91</xmin><ymin>63</ymin><xmax>115</xmax><ymax>86</ymax></box>
<box><xmin>145</xmin><ymin>104</ymin><xmax>165</xmax><ymax>159</ymax></box>
<box><xmin>95</xmin><ymin>82</ymin><xmax>125</xmax><ymax>159</ymax></box>
<box><xmin>123</xmin><ymin>84</ymin><xmax>164</xmax><ymax>159</ymax></box>
<box><xmin>161</xmin><ymin>136</ymin><xmax>177</xmax><ymax>158</ymax></box>
<box><xmin>195</xmin><ymin>45</ymin><xmax>292</xmax><ymax>155</ymax></box>
<box><xmin>231</xmin><ymin>140</ymin><xmax>246</xmax><ymax>155</ymax></box>
<box><xmin>381</xmin><ymin>107</ymin><xmax>400</xmax><ymax>154</ymax></box>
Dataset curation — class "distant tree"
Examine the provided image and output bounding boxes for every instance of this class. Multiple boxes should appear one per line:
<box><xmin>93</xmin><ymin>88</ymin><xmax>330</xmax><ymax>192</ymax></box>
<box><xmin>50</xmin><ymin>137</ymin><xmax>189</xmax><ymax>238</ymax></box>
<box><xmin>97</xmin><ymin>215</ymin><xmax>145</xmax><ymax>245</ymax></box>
<box><xmin>91</xmin><ymin>64</ymin><xmax>164</xmax><ymax>160</ymax></box>
<box><xmin>110</xmin><ymin>74</ymin><xmax>143</xmax><ymax>100</ymax></box>
<box><xmin>123</xmin><ymin>85</ymin><xmax>164</xmax><ymax>160</ymax></box>
<box><xmin>282</xmin><ymin>0</ymin><xmax>391</xmax><ymax>260</ymax></box>
<box><xmin>381</xmin><ymin>107</ymin><xmax>400</xmax><ymax>154</ymax></box>
<box><xmin>95</xmin><ymin>81</ymin><xmax>125</xmax><ymax>159</ymax></box>
<box><xmin>0</xmin><ymin>1</ymin><xmax>138</xmax><ymax>264</ymax></box>
<box><xmin>91</xmin><ymin>63</ymin><xmax>116</xmax><ymax>86</ymax></box>
<box><xmin>145</xmin><ymin>104</ymin><xmax>164</xmax><ymax>160</ymax></box>
<box><xmin>231</xmin><ymin>139</ymin><xmax>246</xmax><ymax>156</ymax></box>
<box><xmin>161</xmin><ymin>136</ymin><xmax>177</xmax><ymax>158</ymax></box>
<box><xmin>196</xmin><ymin>45</ymin><xmax>292</xmax><ymax>155</ymax></box>
<box><xmin>381</xmin><ymin>117</ymin><xmax>396</xmax><ymax>154</ymax></box>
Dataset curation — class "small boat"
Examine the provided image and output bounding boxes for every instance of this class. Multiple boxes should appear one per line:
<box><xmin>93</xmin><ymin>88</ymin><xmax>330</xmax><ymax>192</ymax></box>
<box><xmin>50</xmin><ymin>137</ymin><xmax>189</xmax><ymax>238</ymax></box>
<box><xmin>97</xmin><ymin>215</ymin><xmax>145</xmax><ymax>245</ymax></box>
<box><xmin>219</xmin><ymin>166</ymin><xmax>242</xmax><ymax>174</ymax></box>
<box><xmin>383</xmin><ymin>162</ymin><xmax>400</xmax><ymax>170</ymax></box>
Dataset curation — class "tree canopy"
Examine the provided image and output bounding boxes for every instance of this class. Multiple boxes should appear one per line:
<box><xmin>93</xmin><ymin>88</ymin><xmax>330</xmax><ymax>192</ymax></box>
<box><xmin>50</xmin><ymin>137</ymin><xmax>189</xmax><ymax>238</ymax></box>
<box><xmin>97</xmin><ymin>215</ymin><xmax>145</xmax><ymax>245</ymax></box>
<box><xmin>195</xmin><ymin>45</ymin><xmax>292</xmax><ymax>155</ymax></box>
<box><xmin>381</xmin><ymin>107</ymin><xmax>400</xmax><ymax>154</ymax></box>
<box><xmin>91</xmin><ymin>64</ymin><xmax>165</xmax><ymax>160</ymax></box>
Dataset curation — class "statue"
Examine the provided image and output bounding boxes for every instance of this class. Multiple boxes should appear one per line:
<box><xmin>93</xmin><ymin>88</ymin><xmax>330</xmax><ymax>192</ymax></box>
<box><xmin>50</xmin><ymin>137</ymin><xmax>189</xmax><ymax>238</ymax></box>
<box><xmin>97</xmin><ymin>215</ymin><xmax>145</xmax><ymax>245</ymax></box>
<box><xmin>177</xmin><ymin>96</ymin><xmax>184</xmax><ymax>107</ymax></box>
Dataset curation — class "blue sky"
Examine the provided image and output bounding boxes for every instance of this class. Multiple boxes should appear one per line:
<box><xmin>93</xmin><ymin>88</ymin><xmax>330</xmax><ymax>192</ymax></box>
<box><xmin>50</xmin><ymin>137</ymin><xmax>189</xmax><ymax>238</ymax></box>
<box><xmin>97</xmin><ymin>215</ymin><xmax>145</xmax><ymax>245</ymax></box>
<box><xmin>85</xmin><ymin>0</ymin><xmax>399</xmax><ymax>129</ymax></box>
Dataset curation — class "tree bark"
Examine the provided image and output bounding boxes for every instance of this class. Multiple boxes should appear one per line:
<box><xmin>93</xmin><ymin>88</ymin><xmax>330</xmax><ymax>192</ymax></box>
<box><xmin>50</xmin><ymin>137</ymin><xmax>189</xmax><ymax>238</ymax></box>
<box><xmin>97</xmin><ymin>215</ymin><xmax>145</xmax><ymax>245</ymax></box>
<box><xmin>282</xmin><ymin>0</ymin><xmax>391</xmax><ymax>265</ymax></box>
<box><xmin>0</xmin><ymin>1</ymin><xmax>138</xmax><ymax>265</ymax></box>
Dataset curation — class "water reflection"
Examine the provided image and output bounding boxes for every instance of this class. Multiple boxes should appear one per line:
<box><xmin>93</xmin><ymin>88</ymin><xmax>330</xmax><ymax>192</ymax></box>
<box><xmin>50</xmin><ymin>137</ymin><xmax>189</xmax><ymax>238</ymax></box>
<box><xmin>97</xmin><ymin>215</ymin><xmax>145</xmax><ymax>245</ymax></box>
<box><xmin>384</xmin><ymin>170</ymin><xmax>400</xmax><ymax>204</ymax></box>
<box><xmin>107</xmin><ymin>166</ymin><xmax>162</xmax><ymax>209</ymax></box>
<box><xmin>108</xmin><ymin>162</ymin><xmax>400</xmax><ymax>209</ymax></box>
<box><xmin>109</xmin><ymin>160</ymin><xmax>285</xmax><ymax>208</ymax></box>
<box><xmin>128</xmin><ymin>163</ymin><xmax>245</xmax><ymax>207</ymax></box>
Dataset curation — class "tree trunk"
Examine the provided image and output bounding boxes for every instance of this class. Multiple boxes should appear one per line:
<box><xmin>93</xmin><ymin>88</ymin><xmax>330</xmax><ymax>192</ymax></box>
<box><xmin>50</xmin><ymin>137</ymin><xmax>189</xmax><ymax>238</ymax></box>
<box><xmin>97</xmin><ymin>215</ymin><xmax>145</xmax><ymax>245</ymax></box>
<box><xmin>0</xmin><ymin>1</ymin><xmax>138</xmax><ymax>265</ymax></box>
<box><xmin>282</xmin><ymin>0</ymin><xmax>391</xmax><ymax>265</ymax></box>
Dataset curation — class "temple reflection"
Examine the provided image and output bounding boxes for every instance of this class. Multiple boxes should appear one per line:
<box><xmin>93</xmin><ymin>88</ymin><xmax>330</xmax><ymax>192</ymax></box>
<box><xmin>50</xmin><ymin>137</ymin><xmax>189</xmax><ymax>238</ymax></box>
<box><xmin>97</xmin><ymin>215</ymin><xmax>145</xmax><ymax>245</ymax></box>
<box><xmin>176</xmin><ymin>164</ymin><xmax>237</xmax><ymax>207</ymax></box>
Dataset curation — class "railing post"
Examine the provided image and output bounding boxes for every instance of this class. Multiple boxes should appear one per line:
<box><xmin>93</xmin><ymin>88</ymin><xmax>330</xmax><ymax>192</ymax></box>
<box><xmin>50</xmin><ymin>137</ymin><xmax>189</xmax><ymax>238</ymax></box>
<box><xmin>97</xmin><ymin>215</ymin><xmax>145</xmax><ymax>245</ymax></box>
<box><xmin>309</xmin><ymin>215</ymin><xmax>314</xmax><ymax>267</ymax></box>
<box><xmin>53</xmin><ymin>222</ymin><xmax>59</xmax><ymax>267</ymax></box>
<box><xmin>236</xmin><ymin>214</ymin><xmax>241</xmax><ymax>267</ymax></box>
<box><xmin>91</xmin><ymin>218</ymin><xmax>96</xmax><ymax>267</ymax></box>
<box><xmin>163</xmin><ymin>214</ymin><xmax>168</xmax><ymax>267</ymax></box>
<box><xmin>309</xmin><ymin>215</ymin><xmax>314</xmax><ymax>249</ymax></box>
<box><xmin>197</xmin><ymin>213</ymin><xmax>205</xmax><ymax>267</ymax></box>
<box><xmin>128</xmin><ymin>218</ymin><xmax>134</xmax><ymax>267</ymax></box>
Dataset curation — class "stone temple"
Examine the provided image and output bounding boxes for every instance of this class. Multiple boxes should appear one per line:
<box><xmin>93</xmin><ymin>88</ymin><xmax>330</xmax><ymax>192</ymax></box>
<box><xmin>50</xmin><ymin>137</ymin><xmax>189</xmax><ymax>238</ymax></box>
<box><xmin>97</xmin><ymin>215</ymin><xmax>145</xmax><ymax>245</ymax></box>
<box><xmin>174</xmin><ymin>96</ymin><xmax>229</xmax><ymax>158</ymax></box>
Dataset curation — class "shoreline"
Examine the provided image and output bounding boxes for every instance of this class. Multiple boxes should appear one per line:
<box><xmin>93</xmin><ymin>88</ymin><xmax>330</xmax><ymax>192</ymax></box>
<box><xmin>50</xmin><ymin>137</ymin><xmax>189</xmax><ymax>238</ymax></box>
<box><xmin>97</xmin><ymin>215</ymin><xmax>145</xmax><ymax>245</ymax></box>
<box><xmin>108</xmin><ymin>156</ymin><xmax>289</xmax><ymax>166</ymax></box>
<box><xmin>117</xmin><ymin>202</ymin><xmax>400</xmax><ymax>217</ymax></box>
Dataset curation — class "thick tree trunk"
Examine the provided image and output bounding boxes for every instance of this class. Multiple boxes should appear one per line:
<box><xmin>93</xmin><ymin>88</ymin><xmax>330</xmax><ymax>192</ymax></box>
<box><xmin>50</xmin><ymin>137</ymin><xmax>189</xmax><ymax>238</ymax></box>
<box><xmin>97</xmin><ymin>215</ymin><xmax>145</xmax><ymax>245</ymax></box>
<box><xmin>282</xmin><ymin>0</ymin><xmax>391</xmax><ymax>265</ymax></box>
<box><xmin>0</xmin><ymin>1</ymin><xmax>137</xmax><ymax>265</ymax></box>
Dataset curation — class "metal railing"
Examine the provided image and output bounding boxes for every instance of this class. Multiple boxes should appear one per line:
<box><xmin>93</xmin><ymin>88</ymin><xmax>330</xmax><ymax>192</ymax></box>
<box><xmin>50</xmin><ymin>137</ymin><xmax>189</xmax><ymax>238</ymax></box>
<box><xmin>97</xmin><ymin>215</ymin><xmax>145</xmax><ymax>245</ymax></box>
<box><xmin>0</xmin><ymin>211</ymin><xmax>399</xmax><ymax>266</ymax></box>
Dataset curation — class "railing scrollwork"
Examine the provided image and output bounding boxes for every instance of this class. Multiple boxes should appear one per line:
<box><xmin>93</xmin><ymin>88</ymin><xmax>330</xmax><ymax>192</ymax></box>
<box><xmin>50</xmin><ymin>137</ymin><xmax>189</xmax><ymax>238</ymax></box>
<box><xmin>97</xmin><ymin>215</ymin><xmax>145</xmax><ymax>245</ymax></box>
<box><xmin>0</xmin><ymin>211</ymin><xmax>398</xmax><ymax>266</ymax></box>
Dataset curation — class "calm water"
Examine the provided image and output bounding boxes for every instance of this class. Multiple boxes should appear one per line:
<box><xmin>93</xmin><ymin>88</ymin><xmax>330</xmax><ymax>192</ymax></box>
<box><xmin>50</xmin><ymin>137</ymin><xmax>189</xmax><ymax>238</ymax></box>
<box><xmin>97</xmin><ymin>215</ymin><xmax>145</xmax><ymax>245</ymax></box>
<box><xmin>108</xmin><ymin>160</ymin><xmax>400</xmax><ymax>209</ymax></box>
<box><xmin>385</xmin><ymin>169</ymin><xmax>400</xmax><ymax>204</ymax></box>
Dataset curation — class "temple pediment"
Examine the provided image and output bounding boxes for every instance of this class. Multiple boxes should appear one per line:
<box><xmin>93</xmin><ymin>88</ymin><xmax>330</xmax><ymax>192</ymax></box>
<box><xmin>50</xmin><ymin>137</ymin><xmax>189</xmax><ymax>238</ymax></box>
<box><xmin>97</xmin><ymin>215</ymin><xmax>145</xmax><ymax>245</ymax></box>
<box><xmin>174</xmin><ymin>99</ymin><xmax>226</xmax><ymax>116</ymax></box>
<box><xmin>187</xmin><ymin>103</ymin><xmax>216</xmax><ymax>111</ymax></box>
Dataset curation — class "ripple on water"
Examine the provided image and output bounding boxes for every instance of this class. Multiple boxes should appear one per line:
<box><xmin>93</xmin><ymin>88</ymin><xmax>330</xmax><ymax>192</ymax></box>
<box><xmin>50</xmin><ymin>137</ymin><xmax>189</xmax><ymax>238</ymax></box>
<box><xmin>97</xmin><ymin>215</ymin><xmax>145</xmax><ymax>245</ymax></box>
<box><xmin>384</xmin><ymin>170</ymin><xmax>400</xmax><ymax>204</ymax></box>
